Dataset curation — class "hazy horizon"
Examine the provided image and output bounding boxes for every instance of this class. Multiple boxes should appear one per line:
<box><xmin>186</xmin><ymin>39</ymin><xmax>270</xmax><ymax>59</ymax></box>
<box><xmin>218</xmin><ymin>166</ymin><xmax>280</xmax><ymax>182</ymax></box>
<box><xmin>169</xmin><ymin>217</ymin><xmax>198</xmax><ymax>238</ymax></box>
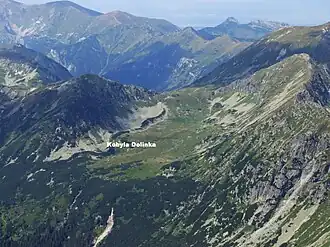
<box><xmin>17</xmin><ymin>0</ymin><xmax>330</xmax><ymax>27</ymax></box>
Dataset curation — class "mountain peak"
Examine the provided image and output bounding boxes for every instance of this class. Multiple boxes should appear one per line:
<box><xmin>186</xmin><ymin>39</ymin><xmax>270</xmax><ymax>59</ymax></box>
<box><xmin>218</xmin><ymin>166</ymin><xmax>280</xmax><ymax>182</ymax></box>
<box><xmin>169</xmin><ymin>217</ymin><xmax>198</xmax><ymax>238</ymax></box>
<box><xmin>103</xmin><ymin>10</ymin><xmax>135</xmax><ymax>21</ymax></box>
<box><xmin>45</xmin><ymin>1</ymin><xmax>102</xmax><ymax>16</ymax></box>
<box><xmin>96</xmin><ymin>11</ymin><xmax>136</xmax><ymax>25</ymax></box>
<box><xmin>199</xmin><ymin>17</ymin><xmax>290</xmax><ymax>42</ymax></box>
<box><xmin>105</xmin><ymin>10</ymin><xmax>132</xmax><ymax>17</ymax></box>
<box><xmin>180</xmin><ymin>26</ymin><xmax>205</xmax><ymax>39</ymax></box>
<box><xmin>182</xmin><ymin>26</ymin><xmax>198</xmax><ymax>34</ymax></box>
<box><xmin>195</xmin><ymin>23</ymin><xmax>330</xmax><ymax>87</ymax></box>
<box><xmin>248</xmin><ymin>19</ymin><xmax>290</xmax><ymax>31</ymax></box>
<box><xmin>96</xmin><ymin>10</ymin><xmax>179</xmax><ymax>33</ymax></box>
<box><xmin>107</xmin><ymin>10</ymin><xmax>129</xmax><ymax>15</ymax></box>
<box><xmin>224</xmin><ymin>17</ymin><xmax>239</xmax><ymax>24</ymax></box>
<box><xmin>0</xmin><ymin>0</ymin><xmax>22</xmax><ymax>6</ymax></box>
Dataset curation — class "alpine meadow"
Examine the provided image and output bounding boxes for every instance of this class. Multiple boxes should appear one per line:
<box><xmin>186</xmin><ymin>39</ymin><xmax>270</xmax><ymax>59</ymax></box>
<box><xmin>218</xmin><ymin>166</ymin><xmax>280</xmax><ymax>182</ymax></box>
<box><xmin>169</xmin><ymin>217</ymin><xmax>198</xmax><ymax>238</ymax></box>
<box><xmin>0</xmin><ymin>1</ymin><xmax>330</xmax><ymax>247</ymax></box>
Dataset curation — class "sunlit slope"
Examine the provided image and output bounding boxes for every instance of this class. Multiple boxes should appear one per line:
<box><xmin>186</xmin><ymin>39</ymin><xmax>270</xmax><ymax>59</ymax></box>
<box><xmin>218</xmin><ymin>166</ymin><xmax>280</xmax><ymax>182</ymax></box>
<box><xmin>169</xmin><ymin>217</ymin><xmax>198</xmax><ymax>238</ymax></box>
<box><xmin>1</xmin><ymin>53</ymin><xmax>330</xmax><ymax>247</ymax></box>
<box><xmin>195</xmin><ymin>23</ymin><xmax>330</xmax><ymax>87</ymax></box>
<box><xmin>0</xmin><ymin>45</ymin><xmax>72</xmax><ymax>92</ymax></box>
<box><xmin>85</xmin><ymin>54</ymin><xmax>330</xmax><ymax>246</ymax></box>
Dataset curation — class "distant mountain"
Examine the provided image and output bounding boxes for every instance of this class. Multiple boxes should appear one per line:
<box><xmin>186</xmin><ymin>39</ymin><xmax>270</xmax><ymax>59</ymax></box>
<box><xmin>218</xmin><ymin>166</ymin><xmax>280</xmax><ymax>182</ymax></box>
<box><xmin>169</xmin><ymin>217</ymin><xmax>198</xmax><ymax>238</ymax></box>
<box><xmin>19</xmin><ymin>13</ymin><xmax>250</xmax><ymax>90</ymax></box>
<box><xmin>45</xmin><ymin>0</ymin><xmax>102</xmax><ymax>16</ymax></box>
<box><xmin>0</xmin><ymin>44</ymin><xmax>72</xmax><ymax>93</ymax></box>
<box><xmin>198</xmin><ymin>17</ymin><xmax>289</xmax><ymax>41</ymax></box>
<box><xmin>0</xmin><ymin>0</ymin><xmax>256</xmax><ymax>90</ymax></box>
<box><xmin>194</xmin><ymin>23</ymin><xmax>330</xmax><ymax>87</ymax></box>
<box><xmin>0</xmin><ymin>0</ymin><xmax>179</xmax><ymax>44</ymax></box>
<box><xmin>101</xmin><ymin>27</ymin><xmax>249</xmax><ymax>90</ymax></box>
<box><xmin>0</xmin><ymin>1</ymin><xmax>290</xmax><ymax>91</ymax></box>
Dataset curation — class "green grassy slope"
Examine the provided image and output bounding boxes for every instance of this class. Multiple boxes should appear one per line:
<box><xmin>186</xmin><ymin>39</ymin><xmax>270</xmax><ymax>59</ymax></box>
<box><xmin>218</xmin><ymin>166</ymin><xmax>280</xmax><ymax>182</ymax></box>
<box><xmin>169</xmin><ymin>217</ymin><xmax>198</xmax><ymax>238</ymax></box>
<box><xmin>1</xmin><ymin>52</ymin><xmax>330</xmax><ymax>246</ymax></box>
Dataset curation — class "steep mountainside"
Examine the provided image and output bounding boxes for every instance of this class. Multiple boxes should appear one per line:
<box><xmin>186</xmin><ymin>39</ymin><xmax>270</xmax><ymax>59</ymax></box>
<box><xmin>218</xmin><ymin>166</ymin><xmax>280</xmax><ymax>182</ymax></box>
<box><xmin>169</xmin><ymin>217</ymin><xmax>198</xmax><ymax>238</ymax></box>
<box><xmin>199</xmin><ymin>17</ymin><xmax>289</xmax><ymax>42</ymax></box>
<box><xmin>195</xmin><ymin>23</ymin><xmax>330</xmax><ymax>87</ymax></box>
<box><xmin>0</xmin><ymin>44</ymin><xmax>72</xmax><ymax>93</ymax></box>
<box><xmin>0</xmin><ymin>74</ymin><xmax>157</xmax><ymax>164</ymax></box>
<box><xmin>24</xmin><ymin>25</ymin><xmax>250</xmax><ymax>91</ymax></box>
<box><xmin>1</xmin><ymin>23</ymin><xmax>330</xmax><ymax>247</ymax></box>
<box><xmin>101</xmin><ymin>28</ymin><xmax>249</xmax><ymax>90</ymax></box>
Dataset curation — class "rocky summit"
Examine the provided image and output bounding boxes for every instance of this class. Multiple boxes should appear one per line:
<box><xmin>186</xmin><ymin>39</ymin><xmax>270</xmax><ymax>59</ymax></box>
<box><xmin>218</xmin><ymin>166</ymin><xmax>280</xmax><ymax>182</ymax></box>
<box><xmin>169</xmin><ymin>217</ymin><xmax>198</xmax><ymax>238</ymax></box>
<box><xmin>1</xmin><ymin>2</ymin><xmax>330</xmax><ymax>247</ymax></box>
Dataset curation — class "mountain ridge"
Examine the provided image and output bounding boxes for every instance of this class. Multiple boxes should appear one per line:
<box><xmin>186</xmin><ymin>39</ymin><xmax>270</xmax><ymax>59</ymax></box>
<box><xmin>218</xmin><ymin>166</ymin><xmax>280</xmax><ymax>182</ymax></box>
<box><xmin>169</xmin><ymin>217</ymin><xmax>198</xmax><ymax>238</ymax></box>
<box><xmin>2</xmin><ymin>49</ymin><xmax>330</xmax><ymax>246</ymax></box>
<box><xmin>1</xmin><ymin>21</ymin><xmax>330</xmax><ymax>246</ymax></box>
<box><xmin>44</xmin><ymin>0</ymin><xmax>102</xmax><ymax>16</ymax></box>
<box><xmin>194</xmin><ymin>23</ymin><xmax>330</xmax><ymax>87</ymax></box>
<box><xmin>0</xmin><ymin>44</ymin><xmax>72</xmax><ymax>93</ymax></box>
<box><xmin>199</xmin><ymin>17</ymin><xmax>289</xmax><ymax>42</ymax></box>
<box><xmin>0</xmin><ymin>73</ymin><xmax>158</xmax><ymax>164</ymax></box>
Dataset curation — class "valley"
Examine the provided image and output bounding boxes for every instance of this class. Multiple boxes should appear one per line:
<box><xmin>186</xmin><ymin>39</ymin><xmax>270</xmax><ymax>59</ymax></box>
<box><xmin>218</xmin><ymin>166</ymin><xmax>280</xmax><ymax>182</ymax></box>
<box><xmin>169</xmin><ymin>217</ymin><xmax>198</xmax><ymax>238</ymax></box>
<box><xmin>0</xmin><ymin>1</ymin><xmax>330</xmax><ymax>247</ymax></box>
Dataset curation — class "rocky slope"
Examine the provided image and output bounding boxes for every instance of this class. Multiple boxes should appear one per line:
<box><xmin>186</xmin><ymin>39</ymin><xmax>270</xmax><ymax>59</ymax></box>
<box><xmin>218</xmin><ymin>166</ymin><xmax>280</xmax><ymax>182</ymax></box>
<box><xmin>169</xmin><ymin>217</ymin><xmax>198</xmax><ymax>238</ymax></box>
<box><xmin>101</xmin><ymin>27</ymin><xmax>249</xmax><ymax>91</ymax></box>
<box><xmin>1</xmin><ymin>22</ymin><xmax>330</xmax><ymax>247</ymax></box>
<box><xmin>24</xmin><ymin>22</ymin><xmax>249</xmax><ymax>91</ymax></box>
<box><xmin>0</xmin><ymin>74</ymin><xmax>159</xmax><ymax>164</ymax></box>
<box><xmin>0</xmin><ymin>44</ymin><xmax>72</xmax><ymax>93</ymax></box>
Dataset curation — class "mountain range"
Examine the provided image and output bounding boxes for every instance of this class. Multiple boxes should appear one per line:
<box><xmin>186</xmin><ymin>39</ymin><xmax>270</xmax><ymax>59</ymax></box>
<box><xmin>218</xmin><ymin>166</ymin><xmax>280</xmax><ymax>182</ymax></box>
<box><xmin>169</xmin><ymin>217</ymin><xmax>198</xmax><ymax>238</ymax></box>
<box><xmin>199</xmin><ymin>17</ymin><xmax>289</xmax><ymax>41</ymax></box>
<box><xmin>1</xmin><ymin>1</ymin><xmax>330</xmax><ymax>247</ymax></box>
<box><xmin>0</xmin><ymin>0</ymin><xmax>288</xmax><ymax>91</ymax></box>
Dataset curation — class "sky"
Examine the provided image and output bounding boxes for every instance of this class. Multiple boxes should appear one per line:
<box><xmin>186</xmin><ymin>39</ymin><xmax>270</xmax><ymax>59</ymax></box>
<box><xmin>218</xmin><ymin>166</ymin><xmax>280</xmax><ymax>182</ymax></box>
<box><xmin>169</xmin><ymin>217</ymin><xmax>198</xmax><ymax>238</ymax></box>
<box><xmin>20</xmin><ymin>0</ymin><xmax>330</xmax><ymax>27</ymax></box>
